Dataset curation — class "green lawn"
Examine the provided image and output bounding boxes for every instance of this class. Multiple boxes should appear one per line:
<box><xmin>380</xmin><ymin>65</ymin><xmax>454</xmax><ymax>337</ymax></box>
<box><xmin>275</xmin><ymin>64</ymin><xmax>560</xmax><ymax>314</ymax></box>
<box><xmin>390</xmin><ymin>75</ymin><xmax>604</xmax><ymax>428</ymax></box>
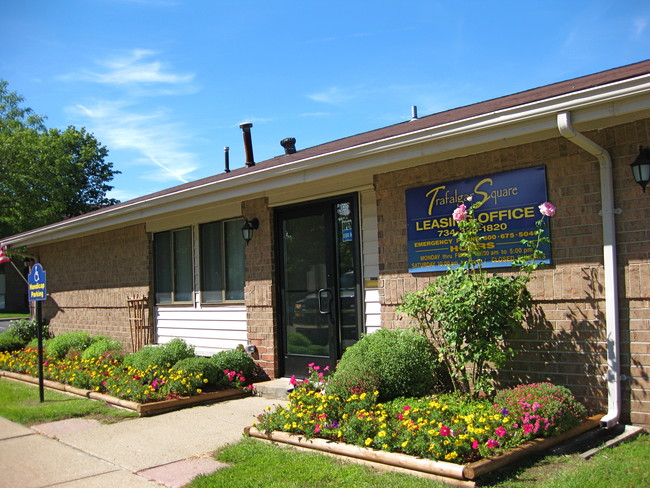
<box><xmin>190</xmin><ymin>434</ymin><xmax>650</xmax><ymax>488</ymax></box>
<box><xmin>0</xmin><ymin>377</ymin><xmax>137</xmax><ymax>425</ymax></box>
<box><xmin>0</xmin><ymin>313</ymin><xmax>30</xmax><ymax>319</ymax></box>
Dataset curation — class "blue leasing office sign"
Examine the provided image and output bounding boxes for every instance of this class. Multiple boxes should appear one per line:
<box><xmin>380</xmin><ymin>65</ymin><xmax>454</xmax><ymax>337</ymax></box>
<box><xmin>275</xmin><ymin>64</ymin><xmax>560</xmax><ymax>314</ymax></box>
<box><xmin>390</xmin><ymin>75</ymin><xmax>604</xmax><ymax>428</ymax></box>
<box><xmin>406</xmin><ymin>166</ymin><xmax>551</xmax><ymax>273</ymax></box>
<box><xmin>28</xmin><ymin>263</ymin><xmax>47</xmax><ymax>301</ymax></box>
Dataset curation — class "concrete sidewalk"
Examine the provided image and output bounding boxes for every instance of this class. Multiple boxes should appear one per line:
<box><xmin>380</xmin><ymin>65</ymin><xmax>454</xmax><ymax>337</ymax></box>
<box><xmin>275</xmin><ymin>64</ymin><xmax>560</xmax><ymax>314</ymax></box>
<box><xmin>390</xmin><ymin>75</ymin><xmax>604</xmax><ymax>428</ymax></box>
<box><xmin>0</xmin><ymin>395</ymin><xmax>287</xmax><ymax>488</ymax></box>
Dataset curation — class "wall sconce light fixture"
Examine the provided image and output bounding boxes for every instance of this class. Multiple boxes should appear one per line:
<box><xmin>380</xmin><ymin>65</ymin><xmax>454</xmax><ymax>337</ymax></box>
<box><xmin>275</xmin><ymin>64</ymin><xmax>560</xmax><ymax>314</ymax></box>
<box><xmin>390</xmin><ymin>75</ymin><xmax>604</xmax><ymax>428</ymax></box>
<box><xmin>631</xmin><ymin>146</ymin><xmax>650</xmax><ymax>193</ymax></box>
<box><xmin>242</xmin><ymin>218</ymin><xmax>259</xmax><ymax>244</ymax></box>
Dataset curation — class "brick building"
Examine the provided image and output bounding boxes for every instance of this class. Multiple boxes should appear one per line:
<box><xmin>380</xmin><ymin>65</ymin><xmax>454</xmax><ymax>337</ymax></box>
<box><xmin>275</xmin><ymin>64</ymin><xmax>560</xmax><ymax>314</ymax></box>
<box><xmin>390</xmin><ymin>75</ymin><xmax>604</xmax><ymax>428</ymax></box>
<box><xmin>2</xmin><ymin>61</ymin><xmax>649</xmax><ymax>425</ymax></box>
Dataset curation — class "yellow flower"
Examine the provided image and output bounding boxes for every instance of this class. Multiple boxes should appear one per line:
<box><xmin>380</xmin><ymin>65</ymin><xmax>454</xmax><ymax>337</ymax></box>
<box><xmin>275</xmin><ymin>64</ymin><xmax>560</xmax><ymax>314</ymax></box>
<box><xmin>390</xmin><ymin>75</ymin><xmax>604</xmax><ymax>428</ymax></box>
<box><xmin>401</xmin><ymin>440</ymin><xmax>409</xmax><ymax>448</ymax></box>
<box><xmin>365</xmin><ymin>438</ymin><xmax>373</xmax><ymax>446</ymax></box>
<box><xmin>378</xmin><ymin>431</ymin><xmax>386</xmax><ymax>437</ymax></box>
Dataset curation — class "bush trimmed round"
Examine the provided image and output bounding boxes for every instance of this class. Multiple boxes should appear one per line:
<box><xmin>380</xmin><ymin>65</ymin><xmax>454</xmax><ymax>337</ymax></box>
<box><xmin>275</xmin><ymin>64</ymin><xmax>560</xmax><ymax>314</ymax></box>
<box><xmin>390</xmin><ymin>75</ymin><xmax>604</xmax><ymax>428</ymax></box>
<box><xmin>172</xmin><ymin>357</ymin><xmax>221</xmax><ymax>386</ymax></box>
<box><xmin>47</xmin><ymin>331</ymin><xmax>94</xmax><ymax>359</ymax></box>
<box><xmin>328</xmin><ymin>328</ymin><xmax>440</xmax><ymax>401</ymax></box>
<box><xmin>81</xmin><ymin>338</ymin><xmax>124</xmax><ymax>361</ymax></box>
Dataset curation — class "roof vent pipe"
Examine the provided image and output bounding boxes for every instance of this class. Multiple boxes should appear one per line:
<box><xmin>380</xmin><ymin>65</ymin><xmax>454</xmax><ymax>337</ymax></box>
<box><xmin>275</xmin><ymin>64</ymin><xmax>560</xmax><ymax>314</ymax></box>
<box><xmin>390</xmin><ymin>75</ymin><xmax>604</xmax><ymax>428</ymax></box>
<box><xmin>224</xmin><ymin>146</ymin><xmax>230</xmax><ymax>173</ymax></box>
<box><xmin>281</xmin><ymin>137</ymin><xmax>297</xmax><ymax>155</ymax></box>
<box><xmin>411</xmin><ymin>105</ymin><xmax>418</xmax><ymax>121</ymax></box>
<box><xmin>239</xmin><ymin>122</ymin><xmax>255</xmax><ymax>167</ymax></box>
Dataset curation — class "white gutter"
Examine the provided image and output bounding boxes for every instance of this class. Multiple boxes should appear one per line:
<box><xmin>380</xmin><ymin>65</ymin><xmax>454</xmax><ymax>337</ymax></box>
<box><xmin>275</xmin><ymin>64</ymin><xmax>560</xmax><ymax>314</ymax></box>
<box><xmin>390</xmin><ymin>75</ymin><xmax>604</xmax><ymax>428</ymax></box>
<box><xmin>556</xmin><ymin>111</ymin><xmax>621</xmax><ymax>429</ymax></box>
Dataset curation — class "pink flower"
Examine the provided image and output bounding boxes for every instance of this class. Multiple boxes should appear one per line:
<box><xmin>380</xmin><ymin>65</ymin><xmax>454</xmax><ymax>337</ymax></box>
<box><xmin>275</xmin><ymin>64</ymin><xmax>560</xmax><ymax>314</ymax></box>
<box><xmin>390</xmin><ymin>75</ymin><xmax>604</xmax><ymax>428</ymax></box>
<box><xmin>486</xmin><ymin>439</ymin><xmax>500</xmax><ymax>449</ymax></box>
<box><xmin>495</xmin><ymin>426</ymin><xmax>507</xmax><ymax>437</ymax></box>
<box><xmin>403</xmin><ymin>406</ymin><xmax>411</xmax><ymax>412</ymax></box>
<box><xmin>289</xmin><ymin>375</ymin><xmax>297</xmax><ymax>386</ymax></box>
<box><xmin>314</xmin><ymin>424</ymin><xmax>321</xmax><ymax>434</ymax></box>
<box><xmin>452</xmin><ymin>204</ymin><xmax>468</xmax><ymax>222</ymax></box>
<box><xmin>538</xmin><ymin>201</ymin><xmax>556</xmax><ymax>217</ymax></box>
<box><xmin>471</xmin><ymin>440</ymin><xmax>479</xmax><ymax>449</ymax></box>
<box><xmin>522</xmin><ymin>423</ymin><xmax>534</xmax><ymax>435</ymax></box>
<box><xmin>440</xmin><ymin>426</ymin><xmax>451</xmax><ymax>437</ymax></box>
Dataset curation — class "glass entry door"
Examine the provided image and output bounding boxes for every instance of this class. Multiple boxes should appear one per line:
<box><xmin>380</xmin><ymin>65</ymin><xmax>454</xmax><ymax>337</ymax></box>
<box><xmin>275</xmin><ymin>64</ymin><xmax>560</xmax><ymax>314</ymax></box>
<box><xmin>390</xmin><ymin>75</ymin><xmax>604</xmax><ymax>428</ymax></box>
<box><xmin>276</xmin><ymin>195</ymin><xmax>361</xmax><ymax>377</ymax></box>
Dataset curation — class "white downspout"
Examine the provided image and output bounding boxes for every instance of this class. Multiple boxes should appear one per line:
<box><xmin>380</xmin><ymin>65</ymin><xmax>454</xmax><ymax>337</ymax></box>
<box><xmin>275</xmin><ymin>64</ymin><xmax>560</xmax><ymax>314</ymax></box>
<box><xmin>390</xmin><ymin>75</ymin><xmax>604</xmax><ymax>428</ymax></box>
<box><xmin>557</xmin><ymin>112</ymin><xmax>621</xmax><ymax>428</ymax></box>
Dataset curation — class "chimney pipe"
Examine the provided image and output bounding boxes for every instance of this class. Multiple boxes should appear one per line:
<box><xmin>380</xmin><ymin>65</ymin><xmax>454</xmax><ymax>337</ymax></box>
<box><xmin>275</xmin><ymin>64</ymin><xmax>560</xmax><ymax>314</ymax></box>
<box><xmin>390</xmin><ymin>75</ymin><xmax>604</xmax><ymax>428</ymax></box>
<box><xmin>240</xmin><ymin>122</ymin><xmax>255</xmax><ymax>167</ymax></box>
<box><xmin>280</xmin><ymin>137</ymin><xmax>297</xmax><ymax>155</ymax></box>
<box><xmin>410</xmin><ymin>105</ymin><xmax>418</xmax><ymax>121</ymax></box>
<box><xmin>224</xmin><ymin>146</ymin><xmax>230</xmax><ymax>173</ymax></box>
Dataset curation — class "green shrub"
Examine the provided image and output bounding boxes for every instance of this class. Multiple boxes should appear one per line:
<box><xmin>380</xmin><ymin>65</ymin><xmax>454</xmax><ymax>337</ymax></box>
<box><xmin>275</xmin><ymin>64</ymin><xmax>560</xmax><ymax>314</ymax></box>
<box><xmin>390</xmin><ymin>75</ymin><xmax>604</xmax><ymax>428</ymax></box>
<box><xmin>27</xmin><ymin>337</ymin><xmax>50</xmax><ymax>349</ymax></box>
<box><xmin>123</xmin><ymin>338</ymin><xmax>195</xmax><ymax>370</ymax></box>
<box><xmin>0</xmin><ymin>331</ymin><xmax>26</xmax><ymax>353</ymax></box>
<box><xmin>210</xmin><ymin>349</ymin><xmax>255</xmax><ymax>385</ymax></box>
<box><xmin>8</xmin><ymin>319</ymin><xmax>49</xmax><ymax>343</ymax></box>
<box><xmin>47</xmin><ymin>331</ymin><xmax>94</xmax><ymax>359</ymax></box>
<box><xmin>81</xmin><ymin>338</ymin><xmax>124</xmax><ymax>361</ymax></box>
<box><xmin>328</xmin><ymin>329</ymin><xmax>441</xmax><ymax>402</ymax></box>
<box><xmin>172</xmin><ymin>356</ymin><xmax>221</xmax><ymax>386</ymax></box>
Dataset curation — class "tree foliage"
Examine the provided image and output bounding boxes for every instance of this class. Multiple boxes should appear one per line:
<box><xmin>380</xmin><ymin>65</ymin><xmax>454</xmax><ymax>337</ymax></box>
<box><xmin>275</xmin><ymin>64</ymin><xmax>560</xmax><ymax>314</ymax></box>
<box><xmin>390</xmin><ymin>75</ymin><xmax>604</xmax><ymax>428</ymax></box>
<box><xmin>0</xmin><ymin>80</ymin><xmax>120</xmax><ymax>237</ymax></box>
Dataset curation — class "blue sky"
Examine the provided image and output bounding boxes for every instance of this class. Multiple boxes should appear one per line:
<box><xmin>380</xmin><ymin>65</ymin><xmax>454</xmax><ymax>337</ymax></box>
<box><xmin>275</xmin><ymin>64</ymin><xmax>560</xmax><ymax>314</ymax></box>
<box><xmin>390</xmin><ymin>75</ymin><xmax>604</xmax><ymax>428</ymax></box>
<box><xmin>2</xmin><ymin>1</ymin><xmax>649</xmax><ymax>202</ymax></box>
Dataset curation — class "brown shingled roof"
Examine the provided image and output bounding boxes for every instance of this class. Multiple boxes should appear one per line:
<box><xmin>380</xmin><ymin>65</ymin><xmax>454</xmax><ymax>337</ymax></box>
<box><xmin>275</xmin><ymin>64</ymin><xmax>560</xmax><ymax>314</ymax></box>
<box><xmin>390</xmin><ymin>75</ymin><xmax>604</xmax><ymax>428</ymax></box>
<box><xmin>125</xmin><ymin>59</ymin><xmax>650</xmax><ymax>205</ymax></box>
<box><xmin>5</xmin><ymin>59</ymin><xmax>650</xmax><ymax>238</ymax></box>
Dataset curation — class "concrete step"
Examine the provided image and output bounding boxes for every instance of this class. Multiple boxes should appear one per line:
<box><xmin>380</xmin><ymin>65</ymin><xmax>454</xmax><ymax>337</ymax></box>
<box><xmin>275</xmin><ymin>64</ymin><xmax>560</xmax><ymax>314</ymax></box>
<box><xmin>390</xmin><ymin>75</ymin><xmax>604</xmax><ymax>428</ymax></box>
<box><xmin>254</xmin><ymin>378</ymin><xmax>293</xmax><ymax>400</ymax></box>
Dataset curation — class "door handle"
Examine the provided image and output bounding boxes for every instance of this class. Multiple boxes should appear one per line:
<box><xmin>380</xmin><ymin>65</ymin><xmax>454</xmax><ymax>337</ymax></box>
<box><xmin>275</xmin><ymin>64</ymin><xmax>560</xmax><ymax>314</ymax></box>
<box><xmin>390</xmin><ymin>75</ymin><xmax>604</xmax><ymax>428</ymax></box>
<box><xmin>318</xmin><ymin>289</ymin><xmax>332</xmax><ymax>315</ymax></box>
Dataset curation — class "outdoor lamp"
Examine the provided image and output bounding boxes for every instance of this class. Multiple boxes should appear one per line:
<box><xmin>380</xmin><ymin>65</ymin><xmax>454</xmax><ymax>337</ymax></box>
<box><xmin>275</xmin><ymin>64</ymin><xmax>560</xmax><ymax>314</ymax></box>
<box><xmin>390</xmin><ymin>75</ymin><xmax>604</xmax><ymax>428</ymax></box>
<box><xmin>630</xmin><ymin>146</ymin><xmax>650</xmax><ymax>193</ymax></box>
<box><xmin>242</xmin><ymin>218</ymin><xmax>259</xmax><ymax>244</ymax></box>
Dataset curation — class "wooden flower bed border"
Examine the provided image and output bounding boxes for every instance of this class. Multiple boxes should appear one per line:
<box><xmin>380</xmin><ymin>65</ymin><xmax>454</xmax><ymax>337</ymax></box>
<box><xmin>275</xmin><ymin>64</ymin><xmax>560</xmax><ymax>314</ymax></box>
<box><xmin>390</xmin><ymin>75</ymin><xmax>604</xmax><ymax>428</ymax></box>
<box><xmin>245</xmin><ymin>414</ymin><xmax>604</xmax><ymax>488</ymax></box>
<box><xmin>0</xmin><ymin>370</ymin><xmax>249</xmax><ymax>416</ymax></box>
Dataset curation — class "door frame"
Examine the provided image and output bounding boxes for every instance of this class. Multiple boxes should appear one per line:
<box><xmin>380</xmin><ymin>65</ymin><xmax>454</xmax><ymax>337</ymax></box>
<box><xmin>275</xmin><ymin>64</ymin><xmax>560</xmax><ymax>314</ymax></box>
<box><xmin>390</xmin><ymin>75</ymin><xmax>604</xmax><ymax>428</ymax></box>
<box><xmin>274</xmin><ymin>193</ymin><xmax>363</xmax><ymax>378</ymax></box>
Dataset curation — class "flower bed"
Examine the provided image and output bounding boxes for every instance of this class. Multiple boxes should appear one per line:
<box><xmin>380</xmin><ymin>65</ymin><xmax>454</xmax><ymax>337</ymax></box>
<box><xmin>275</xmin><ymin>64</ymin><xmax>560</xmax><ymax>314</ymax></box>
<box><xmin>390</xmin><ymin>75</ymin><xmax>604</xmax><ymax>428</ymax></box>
<box><xmin>246</xmin><ymin>414</ymin><xmax>603</xmax><ymax>487</ymax></box>
<box><xmin>0</xmin><ymin>347</ymin><xmax>253</xmax><ymax>414</ymax></box>
<box><xmin>0</xmin><ymin>369</ymin><xmax>249</xmax><ymax>416</ymax></box>
<box><xmin>252</xmin><ymin>369</ymin><xmax>594</xmax><ymax>484</ymax></box>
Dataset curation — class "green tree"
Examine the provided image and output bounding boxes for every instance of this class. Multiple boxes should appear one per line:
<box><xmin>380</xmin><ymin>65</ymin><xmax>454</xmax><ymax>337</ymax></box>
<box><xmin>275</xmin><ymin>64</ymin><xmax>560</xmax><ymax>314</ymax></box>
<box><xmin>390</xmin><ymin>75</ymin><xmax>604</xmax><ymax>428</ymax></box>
<box><xmin>0</xmin><ymin>80</ymin><xmax>119</xmax><ymax>237</ymax></box>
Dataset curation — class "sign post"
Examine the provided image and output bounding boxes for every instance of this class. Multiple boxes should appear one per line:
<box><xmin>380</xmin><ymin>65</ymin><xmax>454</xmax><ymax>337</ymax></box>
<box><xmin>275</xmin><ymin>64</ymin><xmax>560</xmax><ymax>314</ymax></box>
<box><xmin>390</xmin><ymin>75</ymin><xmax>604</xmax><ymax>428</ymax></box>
<box><xmin>28</xmin><ymin>263</ymin><xmax>47</xmax><ymax>403</ymax></box>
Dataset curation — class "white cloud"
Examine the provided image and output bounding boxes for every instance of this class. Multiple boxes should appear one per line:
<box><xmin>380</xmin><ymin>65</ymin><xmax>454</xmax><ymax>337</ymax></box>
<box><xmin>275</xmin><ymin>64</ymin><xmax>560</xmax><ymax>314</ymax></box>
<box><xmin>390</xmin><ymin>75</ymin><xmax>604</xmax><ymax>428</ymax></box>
<box><xmin>62</xmin><ymin>49</ymin><xmax>196</xmax><ymax>93</ymax></box>
<box><xmin>61</xmin><ymin>50</ymin><xmax>202</xmax><ymax>189</ymax></box>
<box><xmin>633</xmin><ymin>17</ymin><xmax>647</xmax><ymax>38</ymax></box>
<box><xmin>307</xmin><ymin>86</ymin><xmax>358</xmax><ymax>105</ymax></box>
<box><xmin>71</xmin><ymin>100</ymin><xmax>199</xmax><ymax>184</ymax></box>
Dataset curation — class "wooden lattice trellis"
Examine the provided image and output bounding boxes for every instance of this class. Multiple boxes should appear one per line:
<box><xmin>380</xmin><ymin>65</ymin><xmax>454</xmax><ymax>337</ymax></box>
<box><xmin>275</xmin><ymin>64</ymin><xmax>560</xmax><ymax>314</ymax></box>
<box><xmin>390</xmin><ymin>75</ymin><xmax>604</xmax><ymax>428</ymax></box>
<box><xmin>127</xmin><ymin>295</ymin><xmax>153</xmax><ymax>353</ymax></box>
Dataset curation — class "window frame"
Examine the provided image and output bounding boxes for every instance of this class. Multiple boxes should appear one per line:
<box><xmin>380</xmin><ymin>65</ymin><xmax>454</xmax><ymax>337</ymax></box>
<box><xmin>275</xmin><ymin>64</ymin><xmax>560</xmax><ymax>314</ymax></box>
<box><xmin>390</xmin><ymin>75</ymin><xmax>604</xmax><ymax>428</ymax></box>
<box><xmin>199</xmin><ymin>217</ymin><xmax>245</xmax><ymax>305</ymax></box>
<box><xmin>153</xmin><ymin>227</ymin><xmax>194</xmax><ymax>305</ymax></box>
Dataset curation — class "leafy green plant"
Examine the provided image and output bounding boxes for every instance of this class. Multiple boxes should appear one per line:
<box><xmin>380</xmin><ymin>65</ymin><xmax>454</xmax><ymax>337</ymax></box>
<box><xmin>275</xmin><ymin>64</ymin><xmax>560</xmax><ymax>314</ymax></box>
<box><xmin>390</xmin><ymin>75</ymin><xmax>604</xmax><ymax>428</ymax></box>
<box><xmin>398</xmin><ymin>200</ymin><xmax>555</xmax><ymax>396</ymax></box>
<box><xmin>8</xmin><ymin>318</ymin><xmax>49</xmax><ymax>343</ymax></box>
<box><xmin>0</xmin><ymin>330</ymin><xmax>26</xmax><ymax>353</ymax></box>
<box><xmin>47</xmin><ymin>331</ymin><xmax>94</xmax><ymax>359</ymax></box>
<box><xmin>210</xmin><ymin>349</ymin><xmax>255</xmax><ymax>385</ymax></box>
<box><xmin>81</xmin><ymin>338</ymin><xmax>124</xmax><ymax>361</ymax></box>
<box><xmin>327</xmin><ymin>328</ymin><xmax>440</xmax><ymax>401</ymax></box>
<box><xmin>173</xmin><ymin>356</ymin><xmax>221</xmax><ymax>386</ymax></box>
<box><xmin>123</xmin><ymin>338</ymin><xmax>195</xmax><ymax>370</ymax></box>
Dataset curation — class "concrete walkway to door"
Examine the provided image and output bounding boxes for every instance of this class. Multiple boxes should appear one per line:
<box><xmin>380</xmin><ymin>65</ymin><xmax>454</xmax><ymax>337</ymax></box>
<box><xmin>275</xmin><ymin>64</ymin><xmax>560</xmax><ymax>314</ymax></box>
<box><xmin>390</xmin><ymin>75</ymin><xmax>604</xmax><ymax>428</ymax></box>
<box><xmin>0</xmin><ymin>393</ymin><xmax>287</xmax><ymax>488</ymax></box>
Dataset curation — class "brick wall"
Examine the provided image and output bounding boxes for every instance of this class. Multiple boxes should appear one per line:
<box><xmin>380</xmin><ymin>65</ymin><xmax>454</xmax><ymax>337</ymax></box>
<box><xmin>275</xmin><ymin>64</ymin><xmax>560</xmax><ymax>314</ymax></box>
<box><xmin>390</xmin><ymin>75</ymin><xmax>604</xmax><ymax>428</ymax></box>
<box><xmin>32</xmin><ymin>223</ymin><xmax>151</xmax><ymax>351</ymax></box>
<box><xmin>375</xmin><ymin>119</ymin><xmax>650</xmax><ymax>425</ymax></box>
<box><xmin>242</xmin><ymin>197</ymin><xmax>278</xmax><ymax>377</ymax></box>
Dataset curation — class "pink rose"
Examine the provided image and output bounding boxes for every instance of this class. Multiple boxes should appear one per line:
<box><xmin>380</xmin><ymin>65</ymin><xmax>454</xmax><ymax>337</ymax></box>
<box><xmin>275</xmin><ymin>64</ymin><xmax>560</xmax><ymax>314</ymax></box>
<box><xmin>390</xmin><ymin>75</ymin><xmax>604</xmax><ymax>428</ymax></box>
<box><xmin>538</xmin><ymin>201</ymin><xmax>556</xmax><ymax>217</ymax></box>
<box><xmin>452</xmin><ymin>204</ymin><xmax>468</xmax><ymax>222</ymax></box>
